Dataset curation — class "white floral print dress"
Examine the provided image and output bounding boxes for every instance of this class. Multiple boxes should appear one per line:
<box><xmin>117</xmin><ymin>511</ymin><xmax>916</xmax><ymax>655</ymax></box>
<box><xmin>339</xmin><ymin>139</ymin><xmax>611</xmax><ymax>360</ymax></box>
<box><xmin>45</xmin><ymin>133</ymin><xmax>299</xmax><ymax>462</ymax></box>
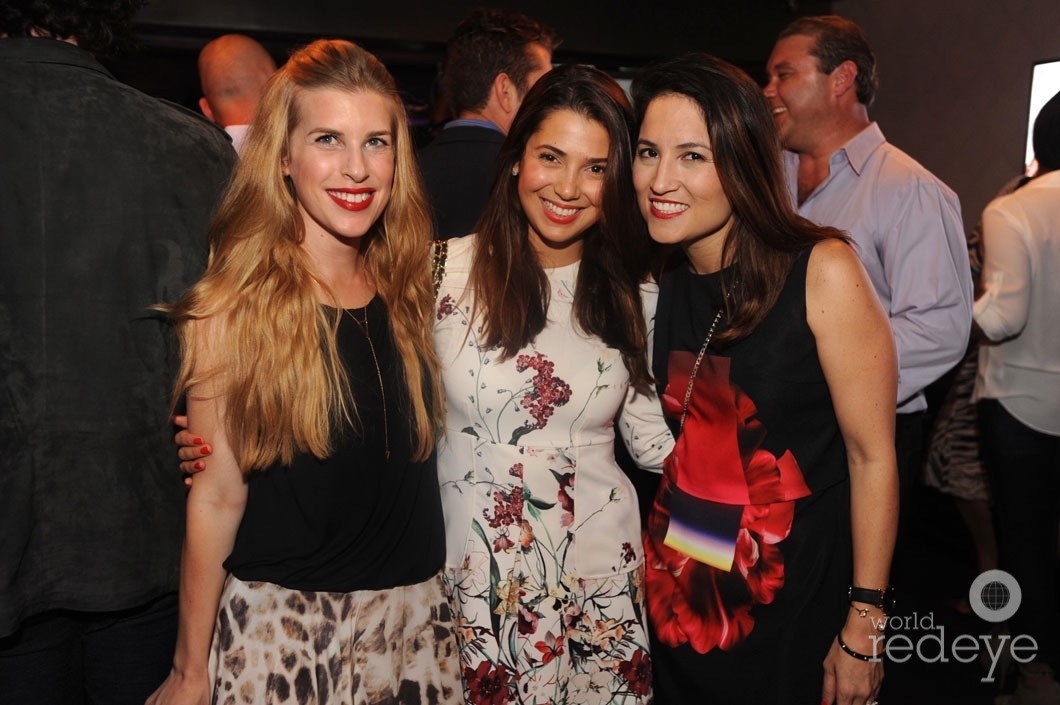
<box><xmin>434</xmin><ymin>235</ymin><xmax>673</xmax><ymax>705</ymax></box>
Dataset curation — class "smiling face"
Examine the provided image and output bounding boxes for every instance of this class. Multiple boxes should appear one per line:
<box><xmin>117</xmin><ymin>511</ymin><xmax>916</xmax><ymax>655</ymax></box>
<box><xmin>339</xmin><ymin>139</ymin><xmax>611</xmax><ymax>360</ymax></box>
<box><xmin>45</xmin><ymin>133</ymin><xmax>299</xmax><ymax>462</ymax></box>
<box><xmin>516</xmin><ymin>108</ymin><xmax>609</xmax><ymax>267</ymax></box>
<box><xmin>283</xmin><ymin>87</ymin><xmax>395</xmax><ymax>244</ymax></box>
<box><xmin>763</xmin><ymin>34</ymin><xmax>833</xmax><ymax>153</ymax></box>
<box><xmin>634</xmin><ymin>93</ymin><xmax>734</xmax><ymax>270</ymax></box>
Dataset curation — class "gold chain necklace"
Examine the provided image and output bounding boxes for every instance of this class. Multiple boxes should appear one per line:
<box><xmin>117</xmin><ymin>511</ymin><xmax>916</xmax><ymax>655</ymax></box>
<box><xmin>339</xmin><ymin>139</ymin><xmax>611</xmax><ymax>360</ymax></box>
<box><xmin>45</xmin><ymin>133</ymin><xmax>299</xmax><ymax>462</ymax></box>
<box><xmin>679</xmin><ymin>287</ymin><xmax>734</xmax><ymax>433</ymax></box>
<box><xmin>346</xmin><ymin>304</ymin><xmax>390</xmax><ymax>460</ymax></box>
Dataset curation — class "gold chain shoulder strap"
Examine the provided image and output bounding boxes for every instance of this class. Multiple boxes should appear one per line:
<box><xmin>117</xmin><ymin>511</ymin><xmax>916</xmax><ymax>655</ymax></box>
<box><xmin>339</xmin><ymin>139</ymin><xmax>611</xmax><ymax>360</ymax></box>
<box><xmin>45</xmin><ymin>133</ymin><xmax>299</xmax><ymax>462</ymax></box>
<box><xmin>432</xmin><ymin>239</ymin><xmax>448</xmax><ymax>297</ymax></box>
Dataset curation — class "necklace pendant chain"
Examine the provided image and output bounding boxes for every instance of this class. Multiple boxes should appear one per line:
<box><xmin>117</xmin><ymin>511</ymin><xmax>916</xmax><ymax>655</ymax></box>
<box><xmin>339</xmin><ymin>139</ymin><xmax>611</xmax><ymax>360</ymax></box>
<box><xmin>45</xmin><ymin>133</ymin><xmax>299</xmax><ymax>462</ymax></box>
<box><xmin>348</xmin><ymin>306</ymin><xmax>390</xmax><ymax>461</ymax></box>
<box><xmin>679</xmin><ymin>286</ymin><xmax>734</xmax><ymax>433</ymax></box>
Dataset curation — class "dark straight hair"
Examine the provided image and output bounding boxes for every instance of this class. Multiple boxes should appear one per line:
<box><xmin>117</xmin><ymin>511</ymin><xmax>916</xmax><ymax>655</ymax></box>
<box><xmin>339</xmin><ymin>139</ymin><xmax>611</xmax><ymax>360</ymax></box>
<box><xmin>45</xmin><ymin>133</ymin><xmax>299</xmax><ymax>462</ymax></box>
<box><xmin>471</xmin><ymin>63</ymin><xmax>654</xmax><ymax>392</ymax></box>
<box><xmin>632</xmin><ymin>53</ymin><xmax>847</xmax><ymax>345</ymax></box>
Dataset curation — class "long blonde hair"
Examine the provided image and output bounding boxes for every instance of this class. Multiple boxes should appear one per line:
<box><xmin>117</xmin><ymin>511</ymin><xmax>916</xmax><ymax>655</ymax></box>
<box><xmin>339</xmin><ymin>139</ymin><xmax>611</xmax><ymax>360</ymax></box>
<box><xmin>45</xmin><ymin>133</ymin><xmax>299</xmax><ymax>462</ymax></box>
<box><xmin>168</xmin><ymin>39</ymin><xmax>441</xmax><ymax>469</ymax></box>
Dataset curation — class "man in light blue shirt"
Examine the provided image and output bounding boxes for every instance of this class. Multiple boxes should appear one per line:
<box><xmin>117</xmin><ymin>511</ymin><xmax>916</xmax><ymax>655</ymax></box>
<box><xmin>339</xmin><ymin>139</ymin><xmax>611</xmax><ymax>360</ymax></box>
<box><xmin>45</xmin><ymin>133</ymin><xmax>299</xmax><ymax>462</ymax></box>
<box><xmin>764</xmin><ymin>15</ymin><xmax>973</xmax><ymax>562</ymax></box>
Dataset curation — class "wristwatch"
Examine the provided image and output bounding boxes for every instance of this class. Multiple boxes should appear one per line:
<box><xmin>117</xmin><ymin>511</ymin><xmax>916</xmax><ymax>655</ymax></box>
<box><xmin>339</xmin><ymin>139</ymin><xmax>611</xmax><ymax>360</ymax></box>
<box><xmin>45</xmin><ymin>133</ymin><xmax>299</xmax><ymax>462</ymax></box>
<box><xmin>848</xmin><ymin>585</ymin><xmax>896</xmax><ymax>614</ymax></box>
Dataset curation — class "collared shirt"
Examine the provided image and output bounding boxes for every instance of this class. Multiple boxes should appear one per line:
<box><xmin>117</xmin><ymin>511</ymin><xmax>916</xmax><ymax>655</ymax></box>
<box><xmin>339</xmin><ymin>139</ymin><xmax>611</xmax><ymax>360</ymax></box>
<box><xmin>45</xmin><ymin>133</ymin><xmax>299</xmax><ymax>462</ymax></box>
<box><xmin>442</xmin><ymin>117</ymin><xmax>504</xmax><ymax>134</ymax></box>
<box><xmin>224</xmin><ymin>124</ymin><xmax>249</xmax><ymax>155</ymax></box>
<box><xmin>783</xmin><ymin>123</ymin><xmax>973</xmax><ymax>412</ymax></box>
<box><xmin>973</xmin><ymin>169</ymin><xmax>1060</xmax><ymax>435</ymax></box>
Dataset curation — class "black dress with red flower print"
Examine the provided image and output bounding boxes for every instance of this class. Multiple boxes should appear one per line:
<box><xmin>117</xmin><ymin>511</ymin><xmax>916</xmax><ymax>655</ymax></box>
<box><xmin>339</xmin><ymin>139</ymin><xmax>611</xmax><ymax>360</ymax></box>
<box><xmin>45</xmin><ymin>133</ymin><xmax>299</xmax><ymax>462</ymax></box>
<box><xmin>646</xmin><ymin>246</ymin><xmax>852</xmax><ymax>704</ymax></box>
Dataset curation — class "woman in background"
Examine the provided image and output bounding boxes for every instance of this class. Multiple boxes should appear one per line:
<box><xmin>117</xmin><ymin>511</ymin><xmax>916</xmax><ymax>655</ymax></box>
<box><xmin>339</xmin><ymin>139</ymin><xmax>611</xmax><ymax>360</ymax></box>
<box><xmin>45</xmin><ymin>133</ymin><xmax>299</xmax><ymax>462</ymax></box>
<box><xmin>149</xmin><ymin>40</ymin><xmax>459</xmax><ymax>705</ymax></box>
<box><xmin>975</xmin><ymin>90</ymin><xmax>1060</xmax><ymax>705</ymax></box>
<box><xmin>633</xmin><ymin>54</ymin><xmax>898</xmax><ymax>705</ymax></box>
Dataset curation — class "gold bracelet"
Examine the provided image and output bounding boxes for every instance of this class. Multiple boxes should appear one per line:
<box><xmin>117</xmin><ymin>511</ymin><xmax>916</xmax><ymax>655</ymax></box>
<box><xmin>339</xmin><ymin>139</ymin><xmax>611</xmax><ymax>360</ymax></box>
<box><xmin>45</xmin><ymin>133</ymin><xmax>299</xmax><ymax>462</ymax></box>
<box><xmin>851</xmin><ymin>605</ymin><xmax>887</xmax><ymax>632</ymax></box>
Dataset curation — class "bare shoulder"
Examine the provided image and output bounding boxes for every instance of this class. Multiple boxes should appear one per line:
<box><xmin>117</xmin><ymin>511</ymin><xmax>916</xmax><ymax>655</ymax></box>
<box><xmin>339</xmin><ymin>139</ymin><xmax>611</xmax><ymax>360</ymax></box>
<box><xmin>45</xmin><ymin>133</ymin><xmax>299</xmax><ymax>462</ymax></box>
<box><xmin>807</xmin><ymin>238</ymin><xmax>863</xmax><ymax>282</ymax></box>
<box><xmin>806</xmin><ymin>238</ymin><xmax>884</xmax><ymax>332</ymax></box>
<box><xmin>807</xmin><ymin>238</ymin><xmax>874</xmax><ymax>298</ymax></box>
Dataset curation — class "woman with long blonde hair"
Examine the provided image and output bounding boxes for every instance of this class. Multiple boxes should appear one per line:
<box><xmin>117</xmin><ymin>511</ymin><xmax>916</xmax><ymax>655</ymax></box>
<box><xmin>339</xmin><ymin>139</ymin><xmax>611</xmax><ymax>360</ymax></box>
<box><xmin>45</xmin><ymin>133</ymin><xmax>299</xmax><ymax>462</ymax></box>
<box><xmin>147</xmin><ymin>39</ymin><xmax>459</xmax><ymax>705</ymax></box>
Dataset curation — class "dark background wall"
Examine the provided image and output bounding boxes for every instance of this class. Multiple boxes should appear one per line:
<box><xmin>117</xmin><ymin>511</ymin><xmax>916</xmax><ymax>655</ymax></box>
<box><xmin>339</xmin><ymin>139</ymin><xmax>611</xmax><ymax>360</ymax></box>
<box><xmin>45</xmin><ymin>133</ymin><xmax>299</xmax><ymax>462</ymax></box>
<box><xmin>841</xmin><ymin>0</ymin><xmax>1060</xmax><ymax>238</ymax></box>
<box><xmin>114</xmin><ymin>0</ymin><xmax>1060</xmax><ymax>235</ymax></box>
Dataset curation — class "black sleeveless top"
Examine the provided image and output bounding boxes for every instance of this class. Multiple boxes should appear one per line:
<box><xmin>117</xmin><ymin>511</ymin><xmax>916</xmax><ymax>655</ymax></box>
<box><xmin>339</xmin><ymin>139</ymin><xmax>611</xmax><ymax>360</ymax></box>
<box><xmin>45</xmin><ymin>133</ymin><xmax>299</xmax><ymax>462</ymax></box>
<box><xmin>224</xmin><ymin>297</ymin><xmax>444</xmax><ymax>591</ymax></box>
<box><xmin>646</xmin><ymin>246</ymin><xmax>853</xmax><ymax>703</ymax></box>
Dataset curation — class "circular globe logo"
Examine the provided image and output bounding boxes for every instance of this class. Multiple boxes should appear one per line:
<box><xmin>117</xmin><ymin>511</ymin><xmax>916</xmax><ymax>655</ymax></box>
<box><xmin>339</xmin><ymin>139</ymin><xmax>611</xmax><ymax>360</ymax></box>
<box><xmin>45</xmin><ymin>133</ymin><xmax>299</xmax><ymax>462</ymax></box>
<box><xmin>969</xmin><ymin>569</ymin><xmax>1021</xmax><ymax>623</ymax></box>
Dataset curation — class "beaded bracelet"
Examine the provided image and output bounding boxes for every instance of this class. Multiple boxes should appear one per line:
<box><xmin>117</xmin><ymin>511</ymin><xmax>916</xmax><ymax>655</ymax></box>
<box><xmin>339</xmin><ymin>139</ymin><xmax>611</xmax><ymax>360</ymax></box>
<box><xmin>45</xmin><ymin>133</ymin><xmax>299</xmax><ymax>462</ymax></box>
<box><xmin>837</xmin><ymin>631</ymin><xmax>878</xmax><ymax>662</ymax></box>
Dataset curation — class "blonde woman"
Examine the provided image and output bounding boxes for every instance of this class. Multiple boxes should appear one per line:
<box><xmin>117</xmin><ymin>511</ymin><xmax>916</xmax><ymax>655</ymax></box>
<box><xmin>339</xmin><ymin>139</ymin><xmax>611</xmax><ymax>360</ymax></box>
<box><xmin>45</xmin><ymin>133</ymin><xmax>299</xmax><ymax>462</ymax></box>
<box><xmin>147</xmin><ymin>40</ymin><xmax>459</xmax><ymax>705</ymax></box>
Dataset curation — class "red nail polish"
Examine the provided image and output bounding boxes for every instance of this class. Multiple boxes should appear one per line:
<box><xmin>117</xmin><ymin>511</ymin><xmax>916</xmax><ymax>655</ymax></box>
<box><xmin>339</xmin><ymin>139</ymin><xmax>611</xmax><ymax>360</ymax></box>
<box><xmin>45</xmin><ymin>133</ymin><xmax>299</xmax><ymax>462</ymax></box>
<box><xmin>200</xmin><ymin>446</ymin><xmax>211</xmax><ymax>456</ymax></box>
<box><xmin>193</xmin><ymin>437</ymin><xmax>204</xmax><ymax>445</ymax></box>
<box><xmin>193</xmin><ymin>460</ymin><xmax>204</xmax><ymax>470</ymax></box>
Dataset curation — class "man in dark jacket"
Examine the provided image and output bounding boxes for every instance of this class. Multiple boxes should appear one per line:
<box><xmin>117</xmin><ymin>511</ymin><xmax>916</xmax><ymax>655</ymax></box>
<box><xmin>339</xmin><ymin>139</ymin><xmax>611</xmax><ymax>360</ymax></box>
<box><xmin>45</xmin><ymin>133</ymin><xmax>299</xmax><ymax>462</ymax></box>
<box><xmin>0</xmin><ymin>2</ymin><xmax>235</xmax><ymax>702</ymax></box>
<box><xmin>418</xmin><ymin>8</ymin><xmax>557</xmax><ymax>239</ymax></box>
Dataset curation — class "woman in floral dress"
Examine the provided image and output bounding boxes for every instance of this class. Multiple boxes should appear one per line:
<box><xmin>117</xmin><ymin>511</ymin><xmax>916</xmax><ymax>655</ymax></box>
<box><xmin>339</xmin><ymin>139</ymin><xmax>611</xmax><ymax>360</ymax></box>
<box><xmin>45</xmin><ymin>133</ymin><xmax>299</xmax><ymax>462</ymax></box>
<box><xmin>434</xmin><ymin>65</ymin><xmax>672</xmax><ymax>704</ymax></box>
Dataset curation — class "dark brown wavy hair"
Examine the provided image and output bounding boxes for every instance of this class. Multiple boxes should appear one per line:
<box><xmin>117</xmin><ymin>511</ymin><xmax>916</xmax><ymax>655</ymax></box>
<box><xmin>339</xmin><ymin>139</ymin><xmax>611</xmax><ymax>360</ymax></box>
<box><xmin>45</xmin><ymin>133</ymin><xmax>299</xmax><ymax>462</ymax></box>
<box><xmin>471</xmin><ymin>63</ymin><xmax>654</xmax><ymax>393</ymax></box>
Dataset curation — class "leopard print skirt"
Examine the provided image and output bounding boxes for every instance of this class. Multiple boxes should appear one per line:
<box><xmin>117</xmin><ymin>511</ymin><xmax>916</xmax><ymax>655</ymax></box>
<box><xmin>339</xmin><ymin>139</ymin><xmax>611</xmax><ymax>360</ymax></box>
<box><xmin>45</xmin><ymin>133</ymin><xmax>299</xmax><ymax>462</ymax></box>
<box><xmin>208</xmin><ymin>573</ymin><xmax>462</xmax><ymax>705</ymax></box>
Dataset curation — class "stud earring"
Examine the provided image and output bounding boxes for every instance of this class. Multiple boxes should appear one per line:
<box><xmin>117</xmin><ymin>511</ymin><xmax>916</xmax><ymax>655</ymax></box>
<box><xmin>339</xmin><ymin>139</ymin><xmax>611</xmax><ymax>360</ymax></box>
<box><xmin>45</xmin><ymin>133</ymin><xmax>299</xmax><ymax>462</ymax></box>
<box><xmin>511</xmin><ymin>165</ymin><xmax>519</xmax><ymax>176</ymax></box>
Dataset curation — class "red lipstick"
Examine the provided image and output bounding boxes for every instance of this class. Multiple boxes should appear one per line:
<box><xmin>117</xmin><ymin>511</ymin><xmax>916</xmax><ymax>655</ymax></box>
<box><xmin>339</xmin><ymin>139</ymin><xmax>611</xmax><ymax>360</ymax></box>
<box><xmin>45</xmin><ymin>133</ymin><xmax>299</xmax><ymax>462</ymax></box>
<box><xmin>328</xmin><ymin>188</ymin><xmax>374</xmax><ymax>212</ymax></box>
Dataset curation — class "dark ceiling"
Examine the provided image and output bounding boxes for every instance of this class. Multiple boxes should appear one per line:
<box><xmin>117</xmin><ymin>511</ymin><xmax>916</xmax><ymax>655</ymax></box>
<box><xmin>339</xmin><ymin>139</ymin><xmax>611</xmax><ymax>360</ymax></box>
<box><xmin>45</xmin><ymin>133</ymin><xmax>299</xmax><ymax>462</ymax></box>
<box><xmin>111</xmin><ymin>0</ymin><xmax>831</xmax><ymax>119</ymax></box>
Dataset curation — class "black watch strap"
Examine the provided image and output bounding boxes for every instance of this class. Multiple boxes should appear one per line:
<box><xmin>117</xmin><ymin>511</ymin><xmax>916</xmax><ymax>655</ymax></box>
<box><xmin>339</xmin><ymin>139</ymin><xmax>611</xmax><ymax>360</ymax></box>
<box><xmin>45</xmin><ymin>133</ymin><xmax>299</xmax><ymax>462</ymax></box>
<box><xmin>848</xmin><ymin>585</ymin><xmax>896</xmax><ymax>613</ymax></box>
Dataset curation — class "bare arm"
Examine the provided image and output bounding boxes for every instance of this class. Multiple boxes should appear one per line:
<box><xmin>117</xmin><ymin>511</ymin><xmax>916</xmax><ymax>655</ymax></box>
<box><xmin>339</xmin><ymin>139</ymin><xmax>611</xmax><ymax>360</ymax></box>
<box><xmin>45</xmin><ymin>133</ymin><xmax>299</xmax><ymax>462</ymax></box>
<box><xmin>808</xmin><ymin>240</ymin><xmax>898</xmax><ymax>705</ymax></box>
<box><xmin>147</xmin><ymin>321</ymin><xmax>247</xmax><ymax>705</ymax></box>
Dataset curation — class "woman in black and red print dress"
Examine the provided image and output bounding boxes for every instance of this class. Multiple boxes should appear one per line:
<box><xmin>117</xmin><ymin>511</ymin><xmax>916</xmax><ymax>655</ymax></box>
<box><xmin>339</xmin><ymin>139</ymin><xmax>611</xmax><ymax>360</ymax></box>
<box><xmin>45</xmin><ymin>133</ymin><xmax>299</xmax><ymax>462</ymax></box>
<box><xmin>631</xmin><ymin>54</ymin><xmax>899</xmax><ymax>705</ymax></box>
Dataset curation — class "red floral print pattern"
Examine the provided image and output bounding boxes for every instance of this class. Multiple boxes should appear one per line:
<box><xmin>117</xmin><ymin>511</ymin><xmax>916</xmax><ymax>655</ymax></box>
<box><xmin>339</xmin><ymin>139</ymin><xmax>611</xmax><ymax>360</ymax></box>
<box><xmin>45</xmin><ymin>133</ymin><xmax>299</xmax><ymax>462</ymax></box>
<box><xmin>534</xmin><ymin>631</ymin><xmax>565</xmax><ymax>665</ymax></box>
<box><xmin>557</xmin><ymin>472</ymin><xmax>575</xmax><ymax>528</ymax></box>
<box><xmin>618</xmin><ymin>648</ymin><xmax>653</xmax><ymax>697</ymax></box>
<box><xmin>437</xmin><ymin>294</ymin><xmax>456</xmax><ymax>320</ymax></box>
<box><xmin>483</xmin><ymin>485</ymin><xmax>523</xmax><ymax>529</ymax></box>
<box><xmin>645</xmin><ymin>352</ymin><xmax>810</xmax><ymax>654</ymax></box>
<box><xmin>515</xmin><ymin>353</ymin><xmax>572</xmax><ymax>430</ymax></box>
<box><xmin>464</xmin><ymin>661</ymin><xmax>514</xmax><ymax>705</ymax></box>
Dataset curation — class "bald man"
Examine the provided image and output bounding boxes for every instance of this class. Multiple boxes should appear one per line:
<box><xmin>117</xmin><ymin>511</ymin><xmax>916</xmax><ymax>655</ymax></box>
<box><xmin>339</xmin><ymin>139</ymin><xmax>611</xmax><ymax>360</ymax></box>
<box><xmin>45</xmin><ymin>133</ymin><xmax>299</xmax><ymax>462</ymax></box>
<box><xmin>198</xmin><ymin>34</ymin><xmax>276</xmax><ymax>154</ymax></box>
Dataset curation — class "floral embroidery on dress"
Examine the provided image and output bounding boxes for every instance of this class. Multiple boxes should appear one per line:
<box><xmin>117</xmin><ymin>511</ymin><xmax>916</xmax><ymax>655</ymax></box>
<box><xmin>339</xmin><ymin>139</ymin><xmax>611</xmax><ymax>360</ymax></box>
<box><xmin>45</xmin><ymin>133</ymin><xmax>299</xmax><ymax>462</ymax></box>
<box><xmin>435</xmin><ymin>261</ymin><xmax>654</xmax><ymax>704</ymax></box>
<box><xmin>515</xmin><ymin>353</ymin><xmax>572</xmax><ymax>435</ymax></box>
<box><xmin>443</xmin><ymin>447</ymin><xmax>649</xmax><ymax>703</ymax></box>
